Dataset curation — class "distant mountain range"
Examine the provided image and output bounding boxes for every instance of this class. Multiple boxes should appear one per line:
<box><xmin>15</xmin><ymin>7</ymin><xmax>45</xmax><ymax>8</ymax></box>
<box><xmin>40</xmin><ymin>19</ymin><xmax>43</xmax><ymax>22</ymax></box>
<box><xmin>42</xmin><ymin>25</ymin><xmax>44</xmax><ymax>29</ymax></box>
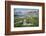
<box><xmin>14</xmin><ymin>8</ymin><xmax>39</xmax><ymax>18</ymax></box>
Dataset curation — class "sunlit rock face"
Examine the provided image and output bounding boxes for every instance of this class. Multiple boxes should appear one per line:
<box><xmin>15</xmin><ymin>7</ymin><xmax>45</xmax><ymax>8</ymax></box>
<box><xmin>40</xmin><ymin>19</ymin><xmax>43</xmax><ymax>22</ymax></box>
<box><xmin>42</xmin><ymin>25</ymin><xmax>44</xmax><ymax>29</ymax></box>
<box><xmin>14</xmin><ymin>8</ymin><xmax>39</xmax><ymax>18</ymax></box>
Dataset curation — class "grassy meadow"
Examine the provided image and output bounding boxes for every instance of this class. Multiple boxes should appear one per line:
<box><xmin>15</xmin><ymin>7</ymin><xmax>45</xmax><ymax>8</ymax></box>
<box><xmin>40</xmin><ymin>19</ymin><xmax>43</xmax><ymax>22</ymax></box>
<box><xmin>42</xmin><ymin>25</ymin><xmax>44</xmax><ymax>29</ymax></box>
<box><xmin>14</xmin><ymin>8</ymin><xmax>39</xmax><ymax>27</ymax></box>
<box><xmin>14</xmin><ymin>16</ymin><xmax>39</xmax><ymax>27</ymax></box>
